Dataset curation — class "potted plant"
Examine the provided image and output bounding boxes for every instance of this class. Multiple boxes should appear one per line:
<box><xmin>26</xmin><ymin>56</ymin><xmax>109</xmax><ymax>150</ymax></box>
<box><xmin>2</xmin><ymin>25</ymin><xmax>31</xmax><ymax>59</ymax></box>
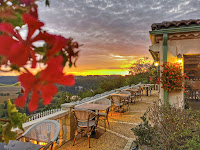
<box><xmin>160</xmin><ymin>62</ymin><xmax>188</xmax><ymax>92</ymax></box>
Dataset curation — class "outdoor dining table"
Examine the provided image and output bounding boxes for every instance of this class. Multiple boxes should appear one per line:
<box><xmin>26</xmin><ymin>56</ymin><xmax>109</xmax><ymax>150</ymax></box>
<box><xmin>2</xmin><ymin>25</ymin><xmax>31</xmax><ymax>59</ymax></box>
<box><xmin>75</xmin><ymin>103</ymin><xmax>111</xmax><ymax>111</ymax></box>
<box><xmin>126</xmin><ymin>88</ymin><xmax>138</xmax><ymax>92</ymax></box>
<box><xmin>109</xmin><ymin>93</ymin><xmax>131</xmax><ymax>113</ymax></box>
<box><xmin>75</xmin><ymin>103</ymin><xmax>111</xmax><ymax>138</ymax></box>
<box><xmin>124</xmin><ymin>89</ymin><xmax>138</xmax><ymax>102</ymax></box>
<box><xmin>125</xmin><ymin>88</ymin><xmax>139</xmax><ymax>93</ymax></box>
<box><xmin>109</xmin><ymin>93</ymin><xmax>131</xmax><ymax>103</ymax></box>
<box><xmin>0</xmin><ymin>140</ymin><xmax>43</xmax><ymax>150</ymax></box>
<box><xmin>109</xmin><ymin>93</ymin><xmax>131</xmax><ymax>98</ymax></box>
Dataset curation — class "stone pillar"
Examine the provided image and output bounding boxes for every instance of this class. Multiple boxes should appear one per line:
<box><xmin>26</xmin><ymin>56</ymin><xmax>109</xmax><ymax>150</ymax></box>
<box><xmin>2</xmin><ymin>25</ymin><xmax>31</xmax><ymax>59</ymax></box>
<box><xmin>61</xmin><ymin>103</ymin><xmax>76</xmax><ymax>141</ymax></box>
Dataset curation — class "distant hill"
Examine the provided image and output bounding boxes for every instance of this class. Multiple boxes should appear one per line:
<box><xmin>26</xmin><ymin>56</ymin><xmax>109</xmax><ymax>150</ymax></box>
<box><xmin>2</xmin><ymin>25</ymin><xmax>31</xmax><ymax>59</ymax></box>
<box><xmin>0</xmin><ymin>76</ymin><xmax>18</xmax><ymax>84</ymax></box>
<box><xmin>0</xmin><ymin>75</ymin><xmax>127</xmax><ymax>94</ymax></box>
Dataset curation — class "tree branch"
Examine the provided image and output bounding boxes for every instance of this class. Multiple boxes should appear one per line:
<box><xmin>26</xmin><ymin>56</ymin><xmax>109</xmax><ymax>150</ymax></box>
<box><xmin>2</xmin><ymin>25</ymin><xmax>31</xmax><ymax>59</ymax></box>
<box><xmin>0</xmin><ymin>118</ymin><xmax>10</xmax><ymax>123</ymax></box>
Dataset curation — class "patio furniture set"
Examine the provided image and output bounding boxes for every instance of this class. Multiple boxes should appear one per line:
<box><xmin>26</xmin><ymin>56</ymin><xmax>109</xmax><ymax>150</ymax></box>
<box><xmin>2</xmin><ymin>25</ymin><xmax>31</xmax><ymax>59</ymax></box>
<box><xmin>0</xmin><ymin>85</ymin><xmax>146</xmax><ymax>149</ymax></box>
<box><xmin>72</xmin><ymin>85</ymin><xmax>143</xmax><ymax>148</ymax></box>
<box><xmin>0</xmin><ymin>120</ymin><xmax>60</xmax><ymax>150</ymax></box>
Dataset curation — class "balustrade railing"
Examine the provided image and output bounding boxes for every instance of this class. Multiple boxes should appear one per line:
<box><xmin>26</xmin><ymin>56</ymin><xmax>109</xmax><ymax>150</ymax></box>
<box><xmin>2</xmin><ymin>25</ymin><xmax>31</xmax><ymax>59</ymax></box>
<box><xmin>13</xmin><ymin>108</ymin><xmax>69</xmax><ymax>149</ymax></box>
<box><xmin>27</xmin><ymin>108</ymin><xmax>62</xmax><ymax>122</ymax></box>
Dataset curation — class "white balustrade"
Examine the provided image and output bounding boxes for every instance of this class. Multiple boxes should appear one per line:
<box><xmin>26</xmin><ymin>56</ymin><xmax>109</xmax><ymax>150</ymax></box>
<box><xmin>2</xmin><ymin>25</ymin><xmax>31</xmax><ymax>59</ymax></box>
<box><xmin>26</xmin><ymin>108</ymin><xmax>62</xmax><ymax>123</ymax></box>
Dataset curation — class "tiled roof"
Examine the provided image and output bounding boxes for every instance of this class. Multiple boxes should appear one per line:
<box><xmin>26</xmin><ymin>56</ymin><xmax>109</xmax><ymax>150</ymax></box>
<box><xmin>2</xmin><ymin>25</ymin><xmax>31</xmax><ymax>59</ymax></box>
<box><xmin>151</xmin><ymin>19</ymin><xmax>200</xmax><ymax>30</ymax></box>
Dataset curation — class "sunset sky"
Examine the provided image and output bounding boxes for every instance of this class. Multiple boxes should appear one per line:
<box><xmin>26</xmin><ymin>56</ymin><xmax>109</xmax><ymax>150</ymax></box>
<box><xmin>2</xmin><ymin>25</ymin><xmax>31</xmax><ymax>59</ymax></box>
<box><xmin>1</xmin><ymin>0</ymin><xmax>200</xmax><ymax>76</ymax></box>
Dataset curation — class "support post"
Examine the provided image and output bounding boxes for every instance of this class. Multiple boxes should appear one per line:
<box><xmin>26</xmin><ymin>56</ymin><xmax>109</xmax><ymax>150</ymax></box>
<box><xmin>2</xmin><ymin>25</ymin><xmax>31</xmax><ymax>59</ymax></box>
<box><xmin>58</xmin><ymin>117</ymin><xmax>65</xmax><ymax>146</ymax></box>
<box><xmin>163</xmin><ymin>34</ymin><xmax>168</xmax><ymax>104</ymax></box>
<box><xmin>61</xmin><ymin>103</ymin><xmax>76</xmax><ymax>141</ymax></box>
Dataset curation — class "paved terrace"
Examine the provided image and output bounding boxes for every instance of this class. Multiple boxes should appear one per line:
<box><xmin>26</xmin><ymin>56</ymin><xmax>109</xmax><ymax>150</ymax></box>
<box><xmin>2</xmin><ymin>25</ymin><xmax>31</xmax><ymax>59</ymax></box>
<box><xmin>58</xmin><ymin>90</ymin><xmax>159</xmax><ymax>150</ymax></box>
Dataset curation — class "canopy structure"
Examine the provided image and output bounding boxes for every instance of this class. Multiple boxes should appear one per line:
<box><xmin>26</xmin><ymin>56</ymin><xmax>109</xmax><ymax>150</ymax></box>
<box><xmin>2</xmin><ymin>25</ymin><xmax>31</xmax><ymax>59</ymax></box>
<box><xmin>149</xmin><ymin>19</ymin><xmax>200</xmax><ymax>108</ymax></box>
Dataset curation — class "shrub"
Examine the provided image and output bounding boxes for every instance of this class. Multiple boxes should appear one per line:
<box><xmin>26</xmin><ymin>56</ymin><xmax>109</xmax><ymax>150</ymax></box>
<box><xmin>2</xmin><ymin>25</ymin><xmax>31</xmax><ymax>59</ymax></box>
<box><xmin>132</xmin><ymin>102</ymin><xmax>200</xmax><ymax>150</ymax></box>
<box><xmin>132</xmin><ymin>113</ymin><xmax>155</xmax><ymax>147</ymax></box>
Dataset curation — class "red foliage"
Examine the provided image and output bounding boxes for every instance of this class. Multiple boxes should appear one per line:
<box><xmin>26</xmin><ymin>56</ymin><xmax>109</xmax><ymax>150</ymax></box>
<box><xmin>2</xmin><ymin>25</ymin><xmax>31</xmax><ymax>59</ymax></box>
<box><xmin>0</xmin><ymin>2</ymin><xmax>79</xmax><ymax>112</ymax></box>
<box><xmin>19</xmin><ymin>0</ymin><xmax>34</xmax><ymax>6</ymax></box>
<box><xmin>15</xmin><ymin>56</ymin><xmax>75</xmax><ymax>113</ymax></box>
<box><xmin>0</xmin><ymin>13</ymin><xmax>44</xmax><ymax>67</ymax></box>
<box><xmin>160</xmin><ymin>62</ymin><xmax>187</xmax><ymax>92</ymax></box>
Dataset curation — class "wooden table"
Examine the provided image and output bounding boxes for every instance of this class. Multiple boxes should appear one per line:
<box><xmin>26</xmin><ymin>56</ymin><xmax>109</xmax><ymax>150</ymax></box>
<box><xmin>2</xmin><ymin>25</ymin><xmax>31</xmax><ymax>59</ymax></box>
<box><xmin>125</xmin><ymin>88</ymin><xmax>139</xmax><ymax>95</ymax></box>
<box><xmin>75</xmin><ymin>103</ymin><xmax>111</xmax><ymax>111</ymax></box>
<box><xmin>75</xmin><ymin>103</ymin><xmax>111</xmax><ymax>138</ymax></box>
<box><xmin>125</xmin><ymin>88</ymin><xmax>139</xmax><ymax>92</ymax></box>
<box><xmin>0</xmin><ymin>140</ymin><xmax>43</xmax><ymax>150</ymax></box>
<box><xmin>125</xmin><ymin>89</ymin><xmax>138</xmax><ymax>97</ymax></box>
<box><xmin>109</xmin><ymin>93</ymin><xmax>131</xmax><ymax>98</ymax></box>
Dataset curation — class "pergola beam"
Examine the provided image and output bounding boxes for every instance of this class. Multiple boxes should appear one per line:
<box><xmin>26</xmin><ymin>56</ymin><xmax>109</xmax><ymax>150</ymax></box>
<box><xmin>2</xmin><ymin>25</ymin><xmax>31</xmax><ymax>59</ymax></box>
<box><xmin>150</xmin><ymin>25</ymin><xmax>200</xmax><ymax>36</ymax></box>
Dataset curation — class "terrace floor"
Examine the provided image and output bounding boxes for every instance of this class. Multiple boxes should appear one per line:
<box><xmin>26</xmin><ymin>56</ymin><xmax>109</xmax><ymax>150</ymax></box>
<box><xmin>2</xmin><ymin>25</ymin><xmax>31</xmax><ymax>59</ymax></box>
<box><xmin>58</xmin><ymin>90</ymin><xmax>159</xmax><ymax>150</ymax></box>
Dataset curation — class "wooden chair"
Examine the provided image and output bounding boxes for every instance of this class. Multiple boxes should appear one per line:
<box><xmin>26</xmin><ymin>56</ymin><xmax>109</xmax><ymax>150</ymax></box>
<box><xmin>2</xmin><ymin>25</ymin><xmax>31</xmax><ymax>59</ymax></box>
<box><xmin>93</xmin><ymin>98</ymin><xmax>111</xmax><ymax>131</ymax></box>
<box><xmin>72</xmin><ymin>109</ymin><xmax>98</xmax><ymax>148</ymax></box>
<box><xmin>119</xmin><ymin>91</ymin><xmax>131</xmax><ymax>110</ymax></box>
<box><xmin>133</xmin><ymin>86</ymin><xmax>142</xmax><ymax>101</ymax></box>
<box><xmin>125</xmin><ymin>89</ymin><xmax>136</xmax><ymax>104</ymax></box>
<box><xmin>110</xmin><ymin>95</ymin><xmax>125</xmax><ymax>116</ymax></box>
<box><xmin>16</xmin><ymin>120</ymin><xmax>60</xmax><ymax>150</ymax></box>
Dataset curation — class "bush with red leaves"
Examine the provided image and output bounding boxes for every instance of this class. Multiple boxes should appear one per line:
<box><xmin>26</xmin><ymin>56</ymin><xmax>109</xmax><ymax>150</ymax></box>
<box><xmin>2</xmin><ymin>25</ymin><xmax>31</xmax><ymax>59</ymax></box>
<box><xmin>160</xmin><ymin>62</ymin><xmax>188</xmax><ymax>92</ymax></box>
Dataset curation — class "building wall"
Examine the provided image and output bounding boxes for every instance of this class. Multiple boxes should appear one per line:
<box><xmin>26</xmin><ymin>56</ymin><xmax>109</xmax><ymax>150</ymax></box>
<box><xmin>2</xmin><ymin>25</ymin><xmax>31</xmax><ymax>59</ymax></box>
<box><xmin>168</xmin><ymin>38</ymin><xmax>200</xmax><ymax>107</ymax></box>
<box><xmin>153</xmin><ymin>37</ymin><xmax>200</xmax><ymax>108</ymax></box>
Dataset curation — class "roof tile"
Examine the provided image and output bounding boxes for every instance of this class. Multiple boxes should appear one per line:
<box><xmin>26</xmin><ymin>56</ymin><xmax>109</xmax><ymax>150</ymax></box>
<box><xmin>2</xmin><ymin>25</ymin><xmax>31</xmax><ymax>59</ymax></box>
<box><xmin>151</xmin><ymin>19</ymin><xmax>200</xmax><ymax>30</ymax></box>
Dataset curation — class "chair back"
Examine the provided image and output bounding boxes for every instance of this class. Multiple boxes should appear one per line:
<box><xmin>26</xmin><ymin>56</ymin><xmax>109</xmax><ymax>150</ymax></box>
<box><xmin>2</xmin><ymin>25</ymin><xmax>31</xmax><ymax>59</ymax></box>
<box><xmin>72</xmin><ymin>109</ymin><xmax>96</xmax><ymax>122</ymax></box>
<box><xmin>110</xmin><ymin>95</ymin><xmax>121</xmax><ymax>104</ymax></box>
<box><xmin>132</xmin><ymin>86</ymin><xmax>139</xmax><ymax>90</ymax></box>
<box><xmin>138</xmin><ymin>86</ymin><xmax>142</xmax><ymax>92</ymax></box>
<box><xmin>93</xmin><ymin>98</ymin><xmax>111</xmax><ymax>106</ymax></box>
<box><xmin>115</xmin><ymin>89</ymin><xmax>121</xmax><ymax>93</ymax></box>
<box><xmin>21</xmin><ymin>120</ymin><xmax>60</xmax><ymax>143</ymax></box>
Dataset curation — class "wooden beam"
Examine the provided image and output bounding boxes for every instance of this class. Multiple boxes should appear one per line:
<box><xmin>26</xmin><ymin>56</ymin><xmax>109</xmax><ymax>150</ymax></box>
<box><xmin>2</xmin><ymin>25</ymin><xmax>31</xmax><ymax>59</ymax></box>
<box><xmin>150</xmin><ymin>25</ymin><xmax>200</xmax><ymax>36</ymax></box>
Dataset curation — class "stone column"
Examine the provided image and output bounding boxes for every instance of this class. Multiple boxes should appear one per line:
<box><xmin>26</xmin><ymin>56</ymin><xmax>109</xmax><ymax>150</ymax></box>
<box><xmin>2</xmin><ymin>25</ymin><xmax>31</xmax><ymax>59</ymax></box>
<box><xmin>61</xmin><ymin>103</ymin><xmax>76</xmax><ymax>141</ymax></box>
<box><xmin>58</xmin><ymin>117</ymin><xmax>65</xmax><ymax>146</ymax></box>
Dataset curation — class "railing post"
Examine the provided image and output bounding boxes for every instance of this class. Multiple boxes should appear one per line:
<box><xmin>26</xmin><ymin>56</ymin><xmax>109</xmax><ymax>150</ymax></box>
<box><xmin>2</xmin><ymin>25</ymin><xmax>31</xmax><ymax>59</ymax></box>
<box><xmin>61</xmin><ymin>103</ymin><xmax>76</xmax><ymax>141</ymax></box>
<box><xmin>57</xmin><ymin>117</ymin><xmax>65</xmax><ymax>146</ymax></box>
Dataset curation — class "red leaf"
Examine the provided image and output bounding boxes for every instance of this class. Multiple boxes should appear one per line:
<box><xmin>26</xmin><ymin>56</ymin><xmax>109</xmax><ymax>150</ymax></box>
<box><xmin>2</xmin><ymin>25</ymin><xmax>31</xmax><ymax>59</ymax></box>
<box><xmin>47</xmin><ymin>36</ymin><xmax>66</xmax><ymax>56</ymax></box>
<box><xmin>0</xmin><ymin>23</ymin><xmax>19</xmax><ymax>38</ymax></box>
<box><xmin>30</xmin><ymin>48</ymin><xmax>37</xmax><ymax>68</ymax></box>
<box><xmin>29</xmin><ymin>4</ymin><xmax>38</xmax><ymax>19</ymax></box>
<box><xmin>46</xmin><ymin>56</ymin><xmax>63</xmax><ymax>72</ymax></box>
<box><xmin>40</xmin><ymin>56</ymin><xmax>64</xmax><ymax>81</ymax></box>
<box><xmin>14</xmin><ymin>94</ymin><xmax>27</xmax><ymax>107</ymax></box>
<box><xmin>33</xmin><ymin>32</ymin><xmax>55</xmax><ymax>44</ymax></box>
<box><xmin>18</xmin><ymin>72</ymin><xmax>36</xmax><ymax>91</ymax></box>
<box><xmin>28</xmin><ymin>90</ymin><xmax>39</xmax><ymax>113</ymax></box>
<box><xmin>19</xmin><ymin>0</ymin><xmax>34</xmax><ymax>5</ymax></box>
<box><xmin>55</xmin><ymin>74</ymin><xmax>75</xmax><ymax>86</ymax></box>
<box><xmin>40</xmin><ymin>84</ymin><xmax>57</xmax><ymax>105</ymax></box>
<box><xmin>22</xmin><ymin>14</ymin><xmax>44</xmax><ymax>40</ymax></box>
<box><xmin>0</xmin><ymin>36</ymin><xmax>16</xmax><ymax>56</ymax></box>
<box><xmin>8</xmin><ymin>43</ymin><xmax>29</xmax><ymax>66</ymax></box>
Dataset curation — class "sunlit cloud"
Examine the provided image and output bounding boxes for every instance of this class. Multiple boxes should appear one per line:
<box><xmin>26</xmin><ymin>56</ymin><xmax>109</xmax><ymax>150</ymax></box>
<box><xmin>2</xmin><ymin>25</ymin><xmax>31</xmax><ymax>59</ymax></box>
<box><xmin>2</xmin><ymin>0</ymin><xmax>199</xmax><ymax>76</ymax></box>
